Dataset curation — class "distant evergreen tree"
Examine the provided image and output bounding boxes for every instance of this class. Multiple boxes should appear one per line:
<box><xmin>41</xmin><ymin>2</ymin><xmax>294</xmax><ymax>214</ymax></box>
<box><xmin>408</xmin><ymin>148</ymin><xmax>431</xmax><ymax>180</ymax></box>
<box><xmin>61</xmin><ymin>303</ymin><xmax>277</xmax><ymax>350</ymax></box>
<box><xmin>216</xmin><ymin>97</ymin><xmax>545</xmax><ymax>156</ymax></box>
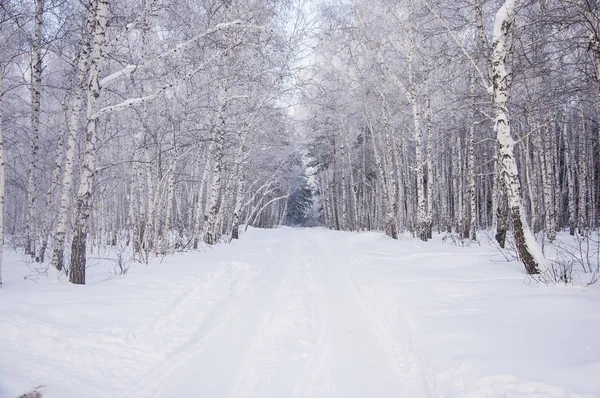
<box><xmin>285</xmin><ymin>169</ymin><xmax>313</xmax><ymax>226</ymax></box>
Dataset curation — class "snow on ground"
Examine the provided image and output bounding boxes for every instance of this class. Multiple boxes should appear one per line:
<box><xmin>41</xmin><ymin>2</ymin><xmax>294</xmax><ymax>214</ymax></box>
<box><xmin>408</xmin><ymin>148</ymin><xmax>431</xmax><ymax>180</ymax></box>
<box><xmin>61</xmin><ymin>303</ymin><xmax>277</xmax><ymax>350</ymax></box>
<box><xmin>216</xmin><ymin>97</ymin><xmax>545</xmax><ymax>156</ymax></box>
<box><xmin>1</xmin><ymin>227</ymin><xmax>599</xmax><ymax>398</ymax></box>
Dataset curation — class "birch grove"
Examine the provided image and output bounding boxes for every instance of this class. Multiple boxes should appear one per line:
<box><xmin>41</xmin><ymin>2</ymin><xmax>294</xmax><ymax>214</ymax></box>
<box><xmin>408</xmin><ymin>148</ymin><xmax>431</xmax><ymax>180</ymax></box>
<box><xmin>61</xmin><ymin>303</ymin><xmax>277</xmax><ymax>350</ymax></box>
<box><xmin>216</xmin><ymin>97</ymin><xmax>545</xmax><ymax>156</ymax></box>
<box><xmin>1</xmin><ymin>0</ymin><xmax>600</xmax><ymax>285</ymax></box>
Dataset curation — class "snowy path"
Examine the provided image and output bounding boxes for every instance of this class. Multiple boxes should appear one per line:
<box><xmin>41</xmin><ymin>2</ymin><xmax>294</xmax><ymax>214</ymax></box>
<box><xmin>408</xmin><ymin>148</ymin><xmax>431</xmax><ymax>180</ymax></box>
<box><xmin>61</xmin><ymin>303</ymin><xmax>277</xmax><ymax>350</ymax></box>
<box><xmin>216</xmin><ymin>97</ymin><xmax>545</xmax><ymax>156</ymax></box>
<box><xmin>127</xmin><ymin>229</ymin><xmax>429</xmax><ymax>398</ymax></box>
<box><xmin>2</xmin><ymin>227</ymin><xmax>600</xmax><ymax>398</ymax></box>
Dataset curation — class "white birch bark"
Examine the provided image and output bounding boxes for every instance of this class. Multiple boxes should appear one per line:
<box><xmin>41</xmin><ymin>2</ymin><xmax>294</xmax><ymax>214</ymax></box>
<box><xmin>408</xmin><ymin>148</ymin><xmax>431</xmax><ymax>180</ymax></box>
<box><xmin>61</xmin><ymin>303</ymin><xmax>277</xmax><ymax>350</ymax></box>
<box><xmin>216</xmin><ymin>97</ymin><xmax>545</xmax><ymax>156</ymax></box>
<box><xmin>52</xmin><ymin>24</ymin><xmax>91</xmax><ymax>271</ymax></box>
<box><xmin>160</xmin><ymin>142</ymin><xmax>178</xmax><ymax>255</ymax></box>
<box><xmin>128</xmin><ymin>157</ymin><xmax>140</xmax><ymax>256</ymax></box>
<box><xmin>193</xmin><ymin>147</ymin><xmax>212</xmax><ymax>248</ymax></box>
<box><xmin>413</xmin><ymin>95</ymin><xmax>426</xmax><ymax>241</ymax></box>
<box><xmin>492</xmin><ymin>0</ymin><xmax>545</xmax><ymax>274</ymax></box>
<box><xmin>25</xmin><ymin>0</ymin><xmax>44</xmax><ymax>256</ymax></box>
<box><xmin>425</xmin><ymin>95</ymin><xmax>434</xmax><ymax>239</ymax></box>
<box><xmin>0</xmin><ymin>67</ymin><xmax>5</xmax><ymax>287</ymax></box>
<box><xmin>69</xmin><ymin>0</ymin><xmax>109</xmax><ymax>284</ymax></box>
<box><xmin>152</xmin><ymin>183</ymin><xmax>166</xmax><ymax>255</ymax></box>
<box><xmin>381</xmin><ymin>92</ymin><xmax>398</xmax><ymax>239</ymax></box>
<box><xmin>331</xmin><ymin>136</ymin><xmax>340</xmax><ymax>230</ymax></box>
<box><xmin>493</xmin><ymin>155</ymin><xmax>509</xmax><ymax>247</ymax></box>
<box><xmin>231</xmin><ymin>131</ymin><xmax>248</xmax><ymax>240</ymax></box>
<box><xmin>143</xmin><ymin>148</ymin><xmax>155</xmax><ymax>258</ymax></box>
<box><xmin>563</xmin><ymin>105</ymin><xmax>576</xmax><ymax>235</ymax></box>
<box><xmin>577</xmin><ymin>105</ymin><xmax>588</xmax><ymax>235</ymax></box>
<box><xmin>454</xmin><ymin>135</ymin><xmax>464</xmax><ymax>235</ymax></box>
<box><xmin>38</xmin><ymin>103</ymin><xmax>67</xmax><ymax>263</ymax></box>
<box><xmin>204</xmin><ymin>91</ymin><xmax>226</xmax><ymax>245</ymax></box>
<box><xmin>130</xmin><ymin>0</ymin><xmax>153</xmax><ymax>260</ymax></box>
<box><xmin>216</xmin><ymin>173</ymin><xmax>234</xmax><ymax>237</ymax></box>
<box><xmin>468</xmin><ymin>75</ymin><xmax>477</xmax><ymax>241</ymax></box>
<box><xmin>524</xmin><ymin>133</ymin><xmax>536</xmax><ymax>231</ymax></box>
<box><xmin>366</xmin><ymin>112</ymin><xmax>395</xmax><ymax>238</ymax></box>
<box><xmin>340</xmin><ymin>132</ymin><xmax>347</xmax><ymax>231</ymax></box>
<box><xmin>405</xmin><ymin>30</ymin><xmax>427</xmax><ymax>240</ymax></box>
<box><xmin>346</xmin><ymin>133</ymin><xmax>359</xmax><ymax>231</ymax></box>
<box><xmin>551</xmin><ymin>114</ymin><xmax>561</xmax><ymax>235</ymax></box>
<box><xmin>542</xmin><ymin>120</ymin><xmax>556</xmax><ymax>241</ymax></box>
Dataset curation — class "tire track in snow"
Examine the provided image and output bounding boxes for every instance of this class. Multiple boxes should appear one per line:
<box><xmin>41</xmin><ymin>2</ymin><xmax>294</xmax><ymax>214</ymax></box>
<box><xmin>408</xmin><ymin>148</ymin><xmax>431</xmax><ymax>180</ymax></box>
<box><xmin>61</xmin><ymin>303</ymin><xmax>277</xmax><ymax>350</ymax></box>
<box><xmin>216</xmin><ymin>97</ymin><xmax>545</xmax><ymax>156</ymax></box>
<box><xmin>308</xmin><ymin>230</ymin><xmax>434</xmax><ymax>398</ymax></box>
<box><xmin>288</xmin><ymin>238</ymin><xmax>335</xmax><ymax>398</ymax></box>
<box><xmin>228</xmin><ymin>233</ymin><xmax>324</xmax><ymax>398</ymax></box>
<box><xmin>120</xmin><ymin>241</ymin><xmax>287</xmax><ymax>398</ymax></box>
<box><xmin>123</xmin><ymin>228</ymin><xmax>436</xmax><ymax>398</ymax></box>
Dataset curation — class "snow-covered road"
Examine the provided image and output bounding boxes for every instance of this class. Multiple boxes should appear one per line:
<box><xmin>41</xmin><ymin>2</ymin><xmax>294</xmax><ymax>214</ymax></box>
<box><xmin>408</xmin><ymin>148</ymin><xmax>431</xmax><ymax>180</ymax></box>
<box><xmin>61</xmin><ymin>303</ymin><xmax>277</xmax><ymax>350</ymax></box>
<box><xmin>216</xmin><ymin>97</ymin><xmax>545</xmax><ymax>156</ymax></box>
<box><xmin>1</xmin><ymin>228</ymin><xmax>599</xmax><ymax>397</ymax></box>
<box><xmin>130</xmin><ymin>229</ymin><xmax>430</xmax><ymax>398</ymax></box>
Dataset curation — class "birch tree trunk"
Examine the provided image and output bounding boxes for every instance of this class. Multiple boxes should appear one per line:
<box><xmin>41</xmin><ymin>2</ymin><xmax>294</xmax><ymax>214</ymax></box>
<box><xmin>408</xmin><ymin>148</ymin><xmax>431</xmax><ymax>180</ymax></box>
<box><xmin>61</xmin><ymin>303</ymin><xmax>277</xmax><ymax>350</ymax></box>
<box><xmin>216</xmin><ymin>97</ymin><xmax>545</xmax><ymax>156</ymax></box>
<box><xmin>193</xmin><ymin>147</ymin><xmax>212</xmax><ymax>248</ymax></box>
<box><xmin>367</xmin><ymin>113</ymin><xmax>395</xmax><ymax>238</ymax></box>
<box><xmin>25</xmin><ymin>0</ymin><xmax>44</xmax><ymax>256</ymax></box>
<box><xmin>69</xmin><ymin>0</ymin><xmax>109</xmax><ymax>284</ymax></box>
<box><xmin>204</xmin><ymin>93</ymin><xmax>226</xmax><ymax>245</ymax></box>
<box><xmin>130</xmin><ymin>0</ymin><xmax>154</xmax><ymax>259</ymax></box>
<box><xmin>231</xmin><ymin>131</ymin><xmax>248</xmax><ymax>240</ymax></box>
<box><xmin>143</xmin><ymin>148</ymin><xmax>156</xmax><ymax>258</ymax></box>
<box><xmin>411</xmin><ymin>100</ymin><xmax>427</xmax><ymax>240</ymax></box>
<box><xmin>160</xmin><ymin>141</ymin><xmax>178</xmax><ymax>254</ymax></box>
<box><xmin>468</xmin><ymin>76</ymin><xmax>477</xmax><ymax>241</ymax></box>
<box><xmin>38</xmin><ymin>104</ymin><xmax>67</xmax><ymax>263</ymax></box>
<box><xmin>381</xmin><ymin>92</ymin><xmax>398</xmax><ymax>239</ymax></box>
<box><xmin>0</xmin><ymin>67</ymin><xmax>5</xmax><ymax>287</ymax></box>
<box><xmin>52</xmin><ymin>24</ymin><xmax>92</xmax><ymax>271</ymax></box>
<box><xmin>404</xmin><ymin>27</ymin><xmax>427</xmax><ymax>240</ymax></box>
<box><xmin>425</xmin><ymin>95</ymin><xmax>434</xmax><ymax>239</ymax></box>
<box><xmin>563</xmin><ymin>105</ymin><xmax>576</xmax><ymax>235</ymax></box>
<box><xmin>542</xmin><ymin>120</ymin><xmax>556</xmax><ymax>241</ymax></box>
<box><xmin>524</xmin><ymin>133</ymin><xmax>536</xmax><ymax>230</ymax></box>
<box><xmin>340</xmin><ymin>131</ymin><xmax>348</xmax><ymax>231</ymax></box>
<box><xmin>578</xmin><ymin>105</ymin><xmax>588</xmax><ymax>235</ymax></box>
<box><xmin>346</xmin><ymin>134</ymin><xmax>359</xmax><ymax>231</ymax></box>
<box><xmin>492</xmin><ymin>0</ymin><xmax>545</xmax><ymax>274</ymax></box>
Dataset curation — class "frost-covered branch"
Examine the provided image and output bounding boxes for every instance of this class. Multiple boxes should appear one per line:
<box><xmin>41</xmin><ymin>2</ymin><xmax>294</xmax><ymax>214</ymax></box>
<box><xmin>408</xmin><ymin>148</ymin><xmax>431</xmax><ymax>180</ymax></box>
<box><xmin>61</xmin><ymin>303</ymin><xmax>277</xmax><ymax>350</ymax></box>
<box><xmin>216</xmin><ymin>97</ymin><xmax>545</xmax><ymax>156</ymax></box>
<box><xmin>99</xmin><ymin>21</ymin><xmax>266</xmax><ymax>89</ymax></box>
<box><xmin>421</xmin><ymin>0</ymin><xmax>491</xmax><ymax>92</ymax></box>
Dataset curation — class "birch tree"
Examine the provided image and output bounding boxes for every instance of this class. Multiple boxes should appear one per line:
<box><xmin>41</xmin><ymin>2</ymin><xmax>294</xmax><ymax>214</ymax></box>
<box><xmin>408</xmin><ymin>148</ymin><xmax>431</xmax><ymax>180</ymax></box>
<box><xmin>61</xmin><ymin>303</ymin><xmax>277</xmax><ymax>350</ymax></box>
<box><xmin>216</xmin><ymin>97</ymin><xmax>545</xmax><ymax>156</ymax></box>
<box><xmin>492</xmin><ymin>0</ymin><xmax>545</xmax><ymax>274</ymax></box>
<box><xmin>24</xmin><ymin>0</ymin><xmax>44</xmax><ymax>257</ymax></box>
<box><xmin>0</xmin><ymin>65</ymin><xmax>5</xmax><ymax>287</ymax></box>
<box><xmin>69</xmin><ymin>0</ymin><xmax>109</xmax><ymax>284</ymax></box>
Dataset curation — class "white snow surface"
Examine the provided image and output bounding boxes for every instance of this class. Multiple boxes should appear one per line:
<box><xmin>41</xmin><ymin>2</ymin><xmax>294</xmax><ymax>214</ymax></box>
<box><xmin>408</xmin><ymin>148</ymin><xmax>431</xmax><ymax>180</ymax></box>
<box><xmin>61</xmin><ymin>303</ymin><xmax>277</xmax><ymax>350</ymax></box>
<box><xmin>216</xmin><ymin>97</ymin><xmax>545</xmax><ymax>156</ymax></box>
<box><xmin>1</xmin><ymin>227</ymin><xmax>599</xmax><ymax>398</ymax></box>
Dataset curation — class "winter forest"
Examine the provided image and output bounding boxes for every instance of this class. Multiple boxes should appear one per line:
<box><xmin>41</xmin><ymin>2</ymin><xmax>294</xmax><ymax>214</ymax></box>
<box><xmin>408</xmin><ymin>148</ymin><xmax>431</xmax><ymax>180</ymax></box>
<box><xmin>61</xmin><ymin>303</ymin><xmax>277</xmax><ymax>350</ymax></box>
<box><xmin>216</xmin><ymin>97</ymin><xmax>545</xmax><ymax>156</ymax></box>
<box><xmin>3</xmin><ymin>0</ymin><xmax>600</xmax><ymax>396</ymax></box>
<box><xmin>2</xmin><ymin>0</ymin><xmax>600</xmax><ymax>286</ymax></box>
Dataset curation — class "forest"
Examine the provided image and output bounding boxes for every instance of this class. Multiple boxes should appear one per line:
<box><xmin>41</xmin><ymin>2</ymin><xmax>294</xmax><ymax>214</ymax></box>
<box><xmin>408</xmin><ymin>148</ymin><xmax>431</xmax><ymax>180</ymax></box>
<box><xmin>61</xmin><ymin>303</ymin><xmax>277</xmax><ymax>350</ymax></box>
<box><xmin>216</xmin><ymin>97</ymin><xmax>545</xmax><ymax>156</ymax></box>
<box><xmin>1</xmin><ymin>0</ymin><xmax>599</xmax><ymax>285</ymax></box>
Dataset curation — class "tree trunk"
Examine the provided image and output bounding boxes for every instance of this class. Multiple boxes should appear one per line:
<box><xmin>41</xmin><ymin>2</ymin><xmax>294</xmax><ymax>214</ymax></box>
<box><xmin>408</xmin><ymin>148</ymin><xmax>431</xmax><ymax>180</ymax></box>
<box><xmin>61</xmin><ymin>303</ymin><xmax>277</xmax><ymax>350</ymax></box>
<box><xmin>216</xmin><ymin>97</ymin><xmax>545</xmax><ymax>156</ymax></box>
<box><xmin>38</xmin><ymin>103</ymin><xmax>67</xmax><ymax>263</ymax></box>
<box><xmin>563</xmin><ymin>105</ymin><xmax>576</xmax><ymax>235</ymax></box>
<box><xmin>193</xmin><ymin>147</ymin><xmax>212</xmax><ymax>248</ymax></box>
<box><xmin>69</xmin><ymin>0</ymin><xmax>109</xmax><ymax>284</ymax></box>
<box><xmin>231</xmin><ymin>131</ymin><xmax>248</xmax><ymax>240</ymax></box>
<box><xmin>492</xmin><ymin>0</ymin><xmax>545</xmax><ymax>274</ymax></box>
<box><xmin>204</xmin><ymin>98</ymin><xmax>226</xmax><ymax>245</ymax></box>
<box><xmin>52</xmin><ymin>23</ymin><xmax>92</xmax><ymax>271</ymax></box>
<box><xmin>0</xmin><ymin>67</ymin><xmax>5</xmax><ymax>287</ymax></box>
<box><xmin>468</xmin><ymin>130</ymin><xmax>477</xmax><ymax>241</ymax></box>
<box><xmin>160</xmin><ymin>142</ymin><xmax>178</xmax><ymax>254</ymax></box>
<box><xmin>25</xmin><ymin>0</ymin><xmax>44</xmax><ymax>256</ymax></box>
<box><xmin>381</xmin><ymin>93</ymin><xmax>398</xmax><ymax>239</ymax></box>
<box><xmin>340</xmin><ymin>131</ymin><xmax>347</xmax><ymax>230</ymax></box>
<box><xmin>495</xmin><ymin>169</ymin><xmax>508</xmax><ymax>248</ymax></box>
<box><xmin>542</xmin><ymin>119</ymin><xmax>556</xmax><ymax>241</ymax></box>
<box><xmin>578</xmin><ymin>105</ymin><xmax>588</xmax><ymax>235</ymax></box>
<box><xmin>367</xmin><ymin>111</ymin><xmax>396</xmax><ymax>238</ymax></box>
<box><xmin>425</xmin><ymin>95</ymin><xmax>434</xmax><ymax>239</ymax></box>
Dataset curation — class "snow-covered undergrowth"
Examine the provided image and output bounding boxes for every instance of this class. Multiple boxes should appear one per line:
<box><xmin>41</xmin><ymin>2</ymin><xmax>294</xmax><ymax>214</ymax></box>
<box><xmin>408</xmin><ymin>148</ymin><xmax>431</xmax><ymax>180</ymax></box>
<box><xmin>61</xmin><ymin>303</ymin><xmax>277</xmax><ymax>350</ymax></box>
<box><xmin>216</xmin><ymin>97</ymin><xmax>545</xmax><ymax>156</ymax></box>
<box><xmin>1</xmin><ymin>228</ymin><xmax>599</xmax><ymax>397</ymax></box>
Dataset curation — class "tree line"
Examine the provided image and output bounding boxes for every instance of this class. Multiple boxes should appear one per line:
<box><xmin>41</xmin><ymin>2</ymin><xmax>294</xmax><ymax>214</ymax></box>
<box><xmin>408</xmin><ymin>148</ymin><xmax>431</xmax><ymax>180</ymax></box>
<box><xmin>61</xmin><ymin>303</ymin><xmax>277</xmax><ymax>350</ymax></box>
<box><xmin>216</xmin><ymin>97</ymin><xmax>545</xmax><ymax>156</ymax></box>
<box><xmin>302</xmin><ymin>0</ymin><xmax>599</xmax><ymax>281</ymax></box>
<box><xmin>1</xmin><ymin>0</ymin><xmax>599</xmax><ymax>285</ymax></box>
<box><xmin>0</xmin><ymin>0</ymin><xmax>303</xmax><ymax>285</ymax></box>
